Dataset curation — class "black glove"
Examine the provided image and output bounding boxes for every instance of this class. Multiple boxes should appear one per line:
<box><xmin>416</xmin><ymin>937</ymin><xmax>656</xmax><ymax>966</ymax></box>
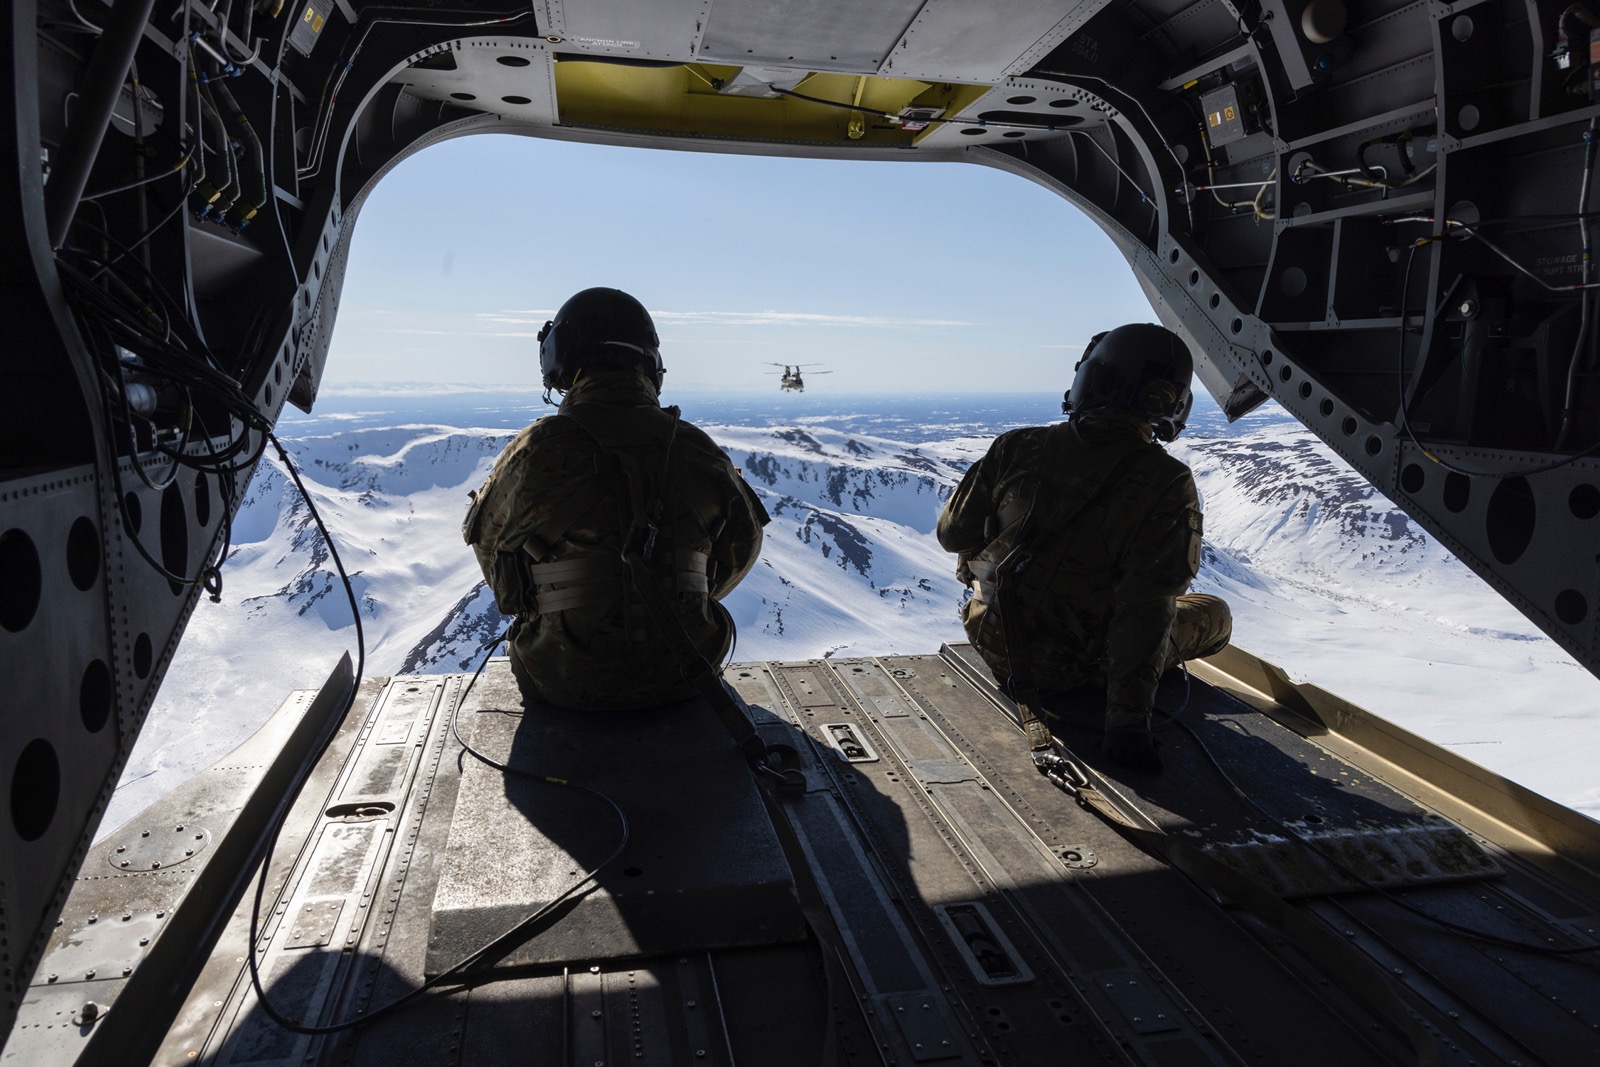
<box><xmin>1101</xmin><ymin>726</ymin><xmax>1163</xmax><ymax>773</ymax></box>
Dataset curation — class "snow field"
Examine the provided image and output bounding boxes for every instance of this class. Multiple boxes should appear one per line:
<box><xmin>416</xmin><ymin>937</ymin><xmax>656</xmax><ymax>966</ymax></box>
<box><xmin>100</xmin><ymin>414</ymin><xmax>1600</xmax><ymax>836</ymax></box>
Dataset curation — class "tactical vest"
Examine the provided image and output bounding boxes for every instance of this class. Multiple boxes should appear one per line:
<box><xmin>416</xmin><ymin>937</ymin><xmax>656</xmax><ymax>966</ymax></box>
<box><xmin>464</xmin><ymin>404</ymin><xmax>720</xmax><ymax>646</ymax></box>
<box><xmin>959</xmin><ymin>421</ymin><xmax>1182</xmax><ymax>685</ymax></box>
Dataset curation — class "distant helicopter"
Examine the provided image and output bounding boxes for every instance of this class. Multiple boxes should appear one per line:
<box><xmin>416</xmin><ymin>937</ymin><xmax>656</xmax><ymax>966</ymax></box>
<box><xmin>768</xmin><ymin>363</ymin><xmax>833</xmax><ymax>392</ymax></box>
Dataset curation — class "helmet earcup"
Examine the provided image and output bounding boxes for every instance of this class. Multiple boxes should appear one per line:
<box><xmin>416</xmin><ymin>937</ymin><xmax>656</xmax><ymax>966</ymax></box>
<box><xmin>1140</xmin><ymin>379</ymin><xmax>1178</xmax><ymax>418</ymax></box>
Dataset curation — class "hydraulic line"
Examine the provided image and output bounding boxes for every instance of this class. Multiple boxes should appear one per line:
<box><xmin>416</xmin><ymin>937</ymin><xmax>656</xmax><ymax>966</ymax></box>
<box><xmin>186</xmin><ymin>56</ymin><xmax>224</xmax><ymax>215</ymax></box>
<box><xmin>298</xmin><ymin>7</ymin><xmax>534</xmax><ymax>180</ymax></box>
<box><xmin>1069</xmin><ymin>128</ymin><xmax>1160</xmax><ymax>211</ymax></box>
<box><xmin>220</xmin><ymin>0</ymin><xmax>263</xmax><ymax>65</ymax></box>
<box><xmin>82</xmin><ymin>148</ymin><xmax>195</xmax><ymax>202</ymax></box>
<box><xmin>1252</xmin><ymin>166</ymin><xmax>1277</xmax><ymax>221</ymax></box>
<box><xmin>1294</xmin><ymin>157</ymin><xmax>1436</xmax><ymax>192</ymax></box>
<box><xmin>1035</xmin><ymin>69</ymin><xmax>1197</xmax><ymax>234</ymax></box>
<box><xmin>45</xmin><ymin>0</ymin><xmax>161</xmax><ymax>248</ymax></box>
<box><xmin>211</xmin><ymin>80</ymin><xmax>267</xmax><ymax>230</ymax></box>
<box><xmin>194</xmin><ymin>80</ymin><xmax>239</xmax><ymax>216</ymax></box>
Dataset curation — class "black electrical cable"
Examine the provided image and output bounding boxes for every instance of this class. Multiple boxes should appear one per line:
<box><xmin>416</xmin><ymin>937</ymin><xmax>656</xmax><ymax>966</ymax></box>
<box><xmin>117</xmin><ymin>367</ymin><xmax>188</xmax><ymax>494</ymax></box>
<box><xmin>159</xmin><ymin>401</ymin><xmax>239</xmax><ymax>601</ymax></box>
<box><xmin>1178</xmin><ymin>717</ymin><xmax>1600</xmax><ymax>960</ymax></box>
<box><xmin>241</xmin><ymin>430</ymin><xmax>369</xmax><ymax>1033</ymax></box>
<box><xmin>254</xmin><ymin>635</ymin><xmax>629</xmax><ymax>1034</ymax></box>
<box><xmin>770</xmin><ymin>84</ymin><xmax>1115</xmax><ymax>134</ymax></box>
<box><xmin>769</xmin><ymin>85</ymin><xmax>888</xmax><ymax>118</ymax></box>
<box><xmin>63</xmin><ymin>263</ymin><xmax>263</xmax><ymax>594</ymax></box>
<box><xmin>235</xmin><ymin>466</ymin><xmax>629</xmax><ymax>1035</ymax></box>
<box><xmin>189</xmin><ymin>401</ymin><xmax>241</xmax><ymax>600</ymax></box>
<box><xmin>444</xmin><ymin>632</ymin><xmax>631</xmax><ymax>817</ymax></box>
<box><xmin>62</xmin><ymin>242</ymin><xmax>180</xmax><ymax>347</ymax></box>
<box><xmin>718</xmin><ymin>600</ymin><xmax>740</xmax><ymax>667</ymax></box>
<box><xmin>91</xmin><ymin>192</ymin><xmax>190</xmax><ymax>279</ymax></box>
<box><xmin>62</xmin><ymin>262</ymin><xmax>262</xmax><ymax>427</ymax></box>
<box><xmin>69</xmin><ymin>294</ymin><xmax>252</xmax><ymax>416</ymax></box>
<box><xmin>145</xmin><ymin>393</ymin><xmax>264</xmax><ymax>464</ymax></box>
<box><xmin>155</xmin><ymin>425</ymin><xmax>268</xmax><ymax>475</ymax></box>
<box><xmin>92</xmin><ymin>375</ymin><xmax>217</xmax><ymax>588</ymax></box>
<box><xmin>89</xmin><ymin>329</ymin><xmax>201</xmax><ymax>501</ymax></box>
<box><xmin>58</xmin><ymin>231</ymin><xmax>215</xmax><ymax>364</ymax></box>
<box><xmin>1392</xmin><ymin>233</ymin><xmax>1600</xmax><ymax>477</ymax></box>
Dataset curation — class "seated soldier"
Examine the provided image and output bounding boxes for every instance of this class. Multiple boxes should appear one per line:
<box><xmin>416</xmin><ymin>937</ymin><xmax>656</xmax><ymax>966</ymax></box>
<box><xmin>463</xmin><ymin>287</ymin><xmax>769</xmax><ymax>710</ymax></box>
<box><xmin>936</xmin><ymin>323</ymin><xmax>1232</xmax><ymax>772</ymax></box>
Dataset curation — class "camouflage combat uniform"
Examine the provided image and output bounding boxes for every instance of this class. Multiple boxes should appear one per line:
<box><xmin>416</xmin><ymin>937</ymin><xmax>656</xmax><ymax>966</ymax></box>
<box><xmin>936</xmin><ymin>407</ymin><xmax>1231</xmax><ymax>732</ymax></box>
<box><xmin>464</xmin><ymin>369</ymin><xmax>769</xmax><ymax>710</ymax></box>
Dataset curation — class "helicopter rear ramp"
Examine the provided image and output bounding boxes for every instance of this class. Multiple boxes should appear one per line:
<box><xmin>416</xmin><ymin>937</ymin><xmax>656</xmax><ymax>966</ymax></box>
<box><xmin>11</xmin><ymin>646</ymin><xmax>1600</xmax><ymax>1066</ymax></box>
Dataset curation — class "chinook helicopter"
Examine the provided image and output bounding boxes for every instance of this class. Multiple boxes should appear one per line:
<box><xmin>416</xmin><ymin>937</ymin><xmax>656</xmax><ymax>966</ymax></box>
<box><xmin>768</xmin><ymin>362</ymin><xmax>833</xmax><ymax>391</ymax></box>
<box><xmin>6</xmin><ymin>2</ymin><xmax>1600</xmax><ymax>1064</ymax></box>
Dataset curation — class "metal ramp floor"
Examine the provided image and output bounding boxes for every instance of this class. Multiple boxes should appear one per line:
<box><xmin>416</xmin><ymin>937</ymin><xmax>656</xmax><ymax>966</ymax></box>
<box><xmin>14</xmin><ymin>645</ymin><xmax>1600</xmax><ymax>1066</ymax></box>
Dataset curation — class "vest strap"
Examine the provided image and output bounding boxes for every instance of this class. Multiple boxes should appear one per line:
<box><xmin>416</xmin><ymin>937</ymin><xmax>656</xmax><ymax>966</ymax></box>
<box><xmin>529</xmin><ymin>551</ymin><xmax>710</xmax><ymax>614</ymax></box>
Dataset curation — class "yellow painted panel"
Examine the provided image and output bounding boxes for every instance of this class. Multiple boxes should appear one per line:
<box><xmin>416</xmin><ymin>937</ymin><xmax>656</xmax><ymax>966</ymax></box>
<box><xmin>552</xmin><ymin>59</ymin><xmax>971</xmax><ymax>148</ymax></box>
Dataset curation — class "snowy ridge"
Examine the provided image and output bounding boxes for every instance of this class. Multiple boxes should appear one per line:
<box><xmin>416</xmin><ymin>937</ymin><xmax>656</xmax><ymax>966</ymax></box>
<box><xmin>1177</xmin><ymin>426</ymin><xmax>1557</xmax><ymax>649</ymax></box>
<box><xmin>103</xmin><ymin>415</ymin><xmax>1600</xmax><ymax>834</ymax></box>
<box><xmin>707</xmin><ymin>423</ymin><xmax>971</xmax><ymax>660</ymax></box>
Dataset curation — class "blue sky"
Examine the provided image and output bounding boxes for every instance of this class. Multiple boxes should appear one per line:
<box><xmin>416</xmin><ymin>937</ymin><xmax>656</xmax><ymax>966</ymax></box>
<box><xmin>324</xmin><ymin>134</ymin><xmax>1160</xmax><ymax>395</ymax></box>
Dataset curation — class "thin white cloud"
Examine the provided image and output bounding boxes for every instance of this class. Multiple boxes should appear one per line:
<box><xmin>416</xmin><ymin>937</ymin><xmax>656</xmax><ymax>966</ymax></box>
<box><xmin>483</xmin><ymin>309</ymin><xmax>977</xmax><ymax>329</ymax></box>
<box><xmin>660</xmin><ymin>336</ymin><xmax>782</xmax><ymax>346</ymax></box>
<box><xmin>655</xmin><ymin>309</ymin><xmax>978</xmax><ymax>328</ymax></box>
<box><xmin>482</xmin><ymin>311</ymin><xmax>556</xmax><ymax>324</ymax></box>
<box><xmin>319</xmin><ymin>382</ymin><xmax>544</xmax><ymax>398</ymax></box>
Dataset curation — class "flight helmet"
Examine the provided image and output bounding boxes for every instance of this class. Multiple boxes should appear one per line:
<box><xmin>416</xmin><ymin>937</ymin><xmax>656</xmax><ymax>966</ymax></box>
<box><xmin>1062</xmin><ymin>323</ymin><xmax>1194</xmax><ymax>442</ymax></box>
<box><xmin>538</xmin><ymin>287</ymin><xmax>664</xmax><ymax>391</ymax></box>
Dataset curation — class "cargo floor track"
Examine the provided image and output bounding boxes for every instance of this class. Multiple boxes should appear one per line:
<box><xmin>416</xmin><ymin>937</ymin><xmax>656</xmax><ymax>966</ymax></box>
<box><xmin>16</xmin><ymin>646</ymin><xmax>1600</xmax><ymax>1066</ymax></box>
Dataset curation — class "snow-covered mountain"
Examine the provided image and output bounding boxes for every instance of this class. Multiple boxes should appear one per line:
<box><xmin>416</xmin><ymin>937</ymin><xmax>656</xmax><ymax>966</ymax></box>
<box><xmin>103</xmin><ymin>407</ymin><xmax>1600</xmax><ymax>834</ymax></box>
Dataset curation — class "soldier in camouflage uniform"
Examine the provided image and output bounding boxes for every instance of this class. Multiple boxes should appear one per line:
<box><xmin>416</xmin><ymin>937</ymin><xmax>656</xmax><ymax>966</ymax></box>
<box><xmin>937</xmin><ymin>324</ymin><xmax>1231</xmax><ymax>771</ymax></box>
<box><xmin>464</xmin><ymin>288</ymin><xmax>769</xmax><ymax>711</ymax></box>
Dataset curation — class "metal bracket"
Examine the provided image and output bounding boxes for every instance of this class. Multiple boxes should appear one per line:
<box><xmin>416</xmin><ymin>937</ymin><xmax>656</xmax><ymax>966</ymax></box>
<box><xmin>823</xmin><ymin>722</ymin><xmax>880</xmax><ymax>763</ymax></box>
<box><xmin>1058</xmin><ymin>844</ymin><xmax>1098</xmax><ymax>869</ymax></box>
<box><xmin>883</xmin><ymin>991</ymin><xmax>963</xmax><ymax>1061</ymax></box>
<box><xmin>933</xmin><ymin>901</ymin><xmax>1035</xmax><ymax>987</ymax></box>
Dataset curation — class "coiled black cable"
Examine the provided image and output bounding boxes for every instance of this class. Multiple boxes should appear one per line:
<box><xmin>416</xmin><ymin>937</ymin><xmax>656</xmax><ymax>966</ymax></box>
<box><xmin>241</xmin><ymin>444</ymin><xmax>628</xmax><ymax>1035</ymax></box>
